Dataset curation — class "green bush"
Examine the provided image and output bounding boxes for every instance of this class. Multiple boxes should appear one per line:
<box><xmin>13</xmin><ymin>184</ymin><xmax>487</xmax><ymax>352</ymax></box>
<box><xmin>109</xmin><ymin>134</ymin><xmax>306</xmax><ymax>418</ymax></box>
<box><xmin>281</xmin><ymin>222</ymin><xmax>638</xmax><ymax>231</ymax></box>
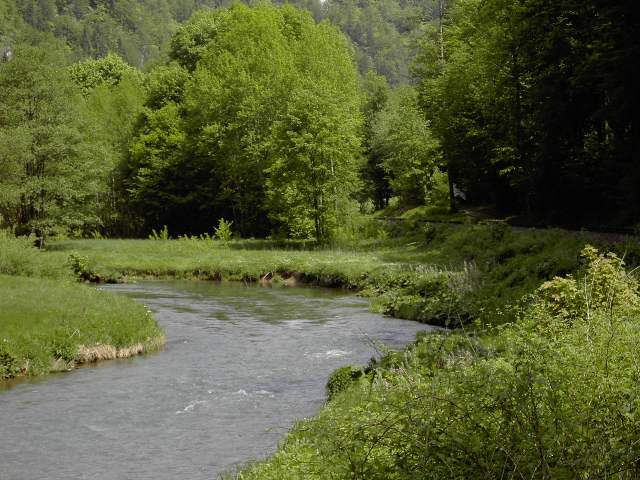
<box><xmin>533</xmin><ymin>245</ymin><xmax>640</xmax><ymax>321</ymax></box>
<box><xmin>67</xmin><ymin>252</ymin><xmax>98</xmax><ymax>281</ymax></box>
<box><xmin>214</xmin><ymin>218</ymin><xmax>234</xmax><ymax>242</ymax></box>
<box><xmin>326</xmin><ymin>365</ymin><xmax>364</xmax><ymax>401</ymax></box>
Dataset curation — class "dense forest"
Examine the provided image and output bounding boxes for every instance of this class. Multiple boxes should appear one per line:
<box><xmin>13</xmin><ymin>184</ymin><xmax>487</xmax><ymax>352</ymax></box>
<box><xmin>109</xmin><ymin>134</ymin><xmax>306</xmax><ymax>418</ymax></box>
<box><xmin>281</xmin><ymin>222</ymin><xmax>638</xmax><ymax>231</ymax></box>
<box><xmin>1</xmin><ymin>0</ymin><xmax>637</xmax><ymax>242</ymax></box>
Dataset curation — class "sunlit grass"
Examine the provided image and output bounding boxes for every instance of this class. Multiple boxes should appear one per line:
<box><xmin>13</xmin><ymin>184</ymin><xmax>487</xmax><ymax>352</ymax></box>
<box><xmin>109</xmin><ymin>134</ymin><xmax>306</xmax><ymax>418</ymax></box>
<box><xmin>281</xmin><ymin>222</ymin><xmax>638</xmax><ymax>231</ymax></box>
<box><xmin>0</xmin><ymin>274</ymin><xmax>163</xmax><ymax>378</ymax></box>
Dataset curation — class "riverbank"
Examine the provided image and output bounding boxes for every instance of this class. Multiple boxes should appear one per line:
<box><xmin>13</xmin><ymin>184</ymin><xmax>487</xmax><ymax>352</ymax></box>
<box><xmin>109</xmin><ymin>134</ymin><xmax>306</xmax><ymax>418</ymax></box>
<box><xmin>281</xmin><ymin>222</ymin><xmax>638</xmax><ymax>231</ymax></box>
<box><xmin>45</xmin><ymin>223</ymin><xmax>638</xmax><ymax>326</ymax></box>
<box><xmin>0</xmin><ymin>275</ymin><xmax>164</xmax><ymax>378</ymax></box>
<box><xmin>0</xmin><ymin>233</ymin><xmax>164</xmax><ymax>379</ymax></box>
<box><xmin>234</xmin><ymin>245</ymin><xmax>640</xmax><ymax>479</ymax></box>
<box><xmin>3</xmin><ymin>223</ymin><xmax>637</xmax><ymax>379</ymax></box>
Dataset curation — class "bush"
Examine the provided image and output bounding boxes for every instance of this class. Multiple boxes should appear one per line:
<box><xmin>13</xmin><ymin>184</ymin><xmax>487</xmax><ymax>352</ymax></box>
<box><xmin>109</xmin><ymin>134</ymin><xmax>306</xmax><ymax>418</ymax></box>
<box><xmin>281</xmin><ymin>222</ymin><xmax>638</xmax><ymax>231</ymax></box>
<box><xmin>534</xmin><ymin>245</ymin><xmax>640</xmax><ymax>321</ymax></box>
<box><xmin>214</xmin><ymin>218</ymin><xmax>234</xmax><ymax>242</ymax></box>
<box><xmin>326</xmin><ymin>365</ymin><xmax>364</xmax><ymax>401</ymax></box>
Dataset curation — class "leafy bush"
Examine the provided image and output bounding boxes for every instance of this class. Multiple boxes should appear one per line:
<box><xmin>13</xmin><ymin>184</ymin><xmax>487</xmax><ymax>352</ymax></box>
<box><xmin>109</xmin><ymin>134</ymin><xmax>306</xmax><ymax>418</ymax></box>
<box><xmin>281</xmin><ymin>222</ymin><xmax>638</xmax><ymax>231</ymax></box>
<box><xmin>326</xmin><ymin>365</ymin><xmax>364</xmax><ymax>401</ymax></box>
<box><xmin>534</xmin><ymin>245</ymin><xmax>640</xmax><ymax>321</ymax></box>
<box><xmin>67</xmin><ymin>252</ymin><xmax>98</xmax><ymax>281</ymax></box>
<box><xmin>214</xmin><ymin>218</ymin><xmax>234</xmax><ymax>242</ymax></box>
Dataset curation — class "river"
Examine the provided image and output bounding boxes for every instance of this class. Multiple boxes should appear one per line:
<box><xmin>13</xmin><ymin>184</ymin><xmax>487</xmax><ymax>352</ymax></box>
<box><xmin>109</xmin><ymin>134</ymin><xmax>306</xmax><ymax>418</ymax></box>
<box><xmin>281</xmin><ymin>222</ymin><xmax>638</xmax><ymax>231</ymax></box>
<box><xmin>0</xmin><ymin>281</ymin><xmax>434</xmax><ymax>479</ymax></box>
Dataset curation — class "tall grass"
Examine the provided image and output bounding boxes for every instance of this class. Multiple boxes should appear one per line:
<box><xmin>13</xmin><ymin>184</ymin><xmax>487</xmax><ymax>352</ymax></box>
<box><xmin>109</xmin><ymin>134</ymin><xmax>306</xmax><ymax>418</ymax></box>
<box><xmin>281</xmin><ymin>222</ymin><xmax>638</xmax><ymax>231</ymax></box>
<box><xmin>0</xmin><ymin>231</ymin><xmax>164</xmax><ymax>378</ymax></box>
<box><xmin>0</xmin><ymin>230</ymin><xmax>70</xmax><ymax>278</ymax></box>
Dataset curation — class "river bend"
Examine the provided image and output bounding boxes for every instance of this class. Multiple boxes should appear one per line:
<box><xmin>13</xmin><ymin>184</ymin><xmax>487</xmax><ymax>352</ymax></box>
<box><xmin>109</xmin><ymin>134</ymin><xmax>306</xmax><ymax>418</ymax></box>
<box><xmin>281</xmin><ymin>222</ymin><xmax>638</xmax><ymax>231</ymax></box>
<box><xmin>0</xmin><ymin>281</ymin><xmax>433</xmax><ymax>479</ymax></box>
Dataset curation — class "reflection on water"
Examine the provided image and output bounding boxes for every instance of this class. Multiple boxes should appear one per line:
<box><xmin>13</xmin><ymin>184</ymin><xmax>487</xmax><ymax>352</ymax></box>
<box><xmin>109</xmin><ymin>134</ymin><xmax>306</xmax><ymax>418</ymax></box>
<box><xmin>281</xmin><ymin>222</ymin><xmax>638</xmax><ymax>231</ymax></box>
<box><xmin>0</xmin><ymin>281</ymin><xmax>435</xmax><ymax>479</ymax></box>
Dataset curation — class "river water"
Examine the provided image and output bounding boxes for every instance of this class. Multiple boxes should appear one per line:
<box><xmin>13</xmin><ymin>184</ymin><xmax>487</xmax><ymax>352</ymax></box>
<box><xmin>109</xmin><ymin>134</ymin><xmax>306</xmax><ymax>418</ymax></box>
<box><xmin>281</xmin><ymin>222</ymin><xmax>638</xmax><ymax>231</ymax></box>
<box><xmin>0</xmin><ymin>281</ymin><xmax>434</xmax><ymax>479</ymax></box>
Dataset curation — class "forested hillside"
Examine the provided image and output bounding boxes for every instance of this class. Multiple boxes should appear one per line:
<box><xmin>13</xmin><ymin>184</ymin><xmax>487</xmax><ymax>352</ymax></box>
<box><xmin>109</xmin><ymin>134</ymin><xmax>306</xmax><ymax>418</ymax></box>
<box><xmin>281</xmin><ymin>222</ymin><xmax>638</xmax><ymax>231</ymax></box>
<box><xmin>1</xmin><ymin>0</ymin><xmax>637</xmax><ymax>242</ymax></box>
<box><xmin>1</xmin><ymin>0</ymin><xmax>432</xmax><ymax>81</ymax></box>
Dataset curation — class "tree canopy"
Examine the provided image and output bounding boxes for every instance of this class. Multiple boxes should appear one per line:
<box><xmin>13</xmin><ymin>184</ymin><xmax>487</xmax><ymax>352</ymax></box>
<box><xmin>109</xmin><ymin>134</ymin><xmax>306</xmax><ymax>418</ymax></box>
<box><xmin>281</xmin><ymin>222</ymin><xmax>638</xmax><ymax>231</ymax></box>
<box><xmin>416</xmin><ymin>0</ymin><xmax>639</xmax><ymax>228</ymax></box>
<box><xmin>123</xmin><ymin>3</ymin><xmax>363</xmax><ymax>241</ymax></box>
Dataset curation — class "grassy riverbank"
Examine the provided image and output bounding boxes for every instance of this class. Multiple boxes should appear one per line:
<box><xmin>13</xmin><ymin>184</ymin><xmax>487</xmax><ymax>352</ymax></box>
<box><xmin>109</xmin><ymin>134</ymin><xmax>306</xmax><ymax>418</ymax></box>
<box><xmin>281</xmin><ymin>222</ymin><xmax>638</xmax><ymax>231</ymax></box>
<box><xmin>0</xmin><ymin>233</ymin><xmax>164</xmax><ymax>379</ymax></box>
<box><xmin>45</xmin><ymin>223</ymin><xmax>638</xmax><ymax>326</ymax></box>
<box><xmin>235</xmin><ymin>246</ymin><xmax>640</xmax><ymax>479</ymax></box>
<box><xmin>3</xmin><ymin>223</ymin><xmax>637</xmax><ymax>380</ymax></box>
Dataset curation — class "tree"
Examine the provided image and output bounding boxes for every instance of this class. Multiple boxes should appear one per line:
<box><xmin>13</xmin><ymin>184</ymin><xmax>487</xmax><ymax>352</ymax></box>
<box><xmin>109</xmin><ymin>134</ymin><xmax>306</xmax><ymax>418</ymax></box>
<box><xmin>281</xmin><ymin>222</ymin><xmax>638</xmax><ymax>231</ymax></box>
<box><xmin>125</xmin><ymin>3</ymin><xmax>363</xmax><ymax>240</ymax></box>
<box><xmin>0</xmin><ymin>44</ymin><xmax>84</xmax><ymax>242</ymax></box>
<box><xmin>416</xmin><ymin>0</ymin><xmax>639</xmax><ymax>227</ymax></box>
<box><xmin>69</xmin><ymin>52</ymin><xmax>142</xmax><ymax>95</ymax></box>
<box><xmin>371</xmin><ymin>86</ymin><xmax>441</xmax><ymax>206</ymax></box>
<box><xmin>359</xmin><ymin>71</ymin><xmax>392</xmax><ymax>210</ymax></box>
<box><xmin>265</xmin><ymin>11</ymin><xmax>363</xmax><ymax>241</ymax></box>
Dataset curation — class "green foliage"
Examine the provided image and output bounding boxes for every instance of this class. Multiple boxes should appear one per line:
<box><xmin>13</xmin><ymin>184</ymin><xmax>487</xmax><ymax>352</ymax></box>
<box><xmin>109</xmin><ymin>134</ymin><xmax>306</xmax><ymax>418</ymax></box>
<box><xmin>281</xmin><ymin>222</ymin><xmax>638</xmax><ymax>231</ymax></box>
<box><xmin>144</xmin><ymin>62</ymin><xmax>189</xmax><ymax>109</ymax></box>
<box><xmin>0</xmin><ymin>43</ymin><xmax>84</xmax><ymax>241</ymax></box>
<box><xmin>148</xmin><ymin>225</ymin><xmax>170</xmax><ymax>241</ymax></box>
<box><xmin>371</xmin><ymin>86</ymin><xmax>441</xmax><ymax>206</ymax></box>
<box><xmin>73</xmin><ymin>59</ymin><xmax>145</xmax><ymax>236</ymax></box>
<box><xmin>168</xmin><ymin>8</ymin><xmax>229</xmax><ymax>72</ymax></box>
<box><xmin>416</xmin><ymin>0</ymin><xmax>639</xmax><ymax>228</ymax></box>
<box><xmin>326</xmin><ymin>365</ymin><xmax>364</xmax><ymax>402</ymax></box>
<box><xmin>213</xmin><ymin>218</ymin><xmax>233</xmax><ymax>242</ymax></box>
<box><xmin>126</xmin><ymin>3</ymin><xmax>363</xmax><ymax>241</ymax></box>
<box><xmin>237</xmin><ymin>248</ymin><xmax>640</xmax><ymax>479</ymax></box>
<box><xmin>533</xmin><ymin>246</ymin><xmax>640</xmax><ymax>321</ymax></box>
<box><xmin>13</xmin><ymin>0</ymin><xmax>175</xmax><ymax>67</ymax></box>
<box><xmin>69</xmin><ymin>53</ymin><xmax>141</xmax><ymax>95</ymax></box>
<box><xmin>67</xmin><ymin>252</ymin><xmax>98</xmax><ymax>281</ymax></box>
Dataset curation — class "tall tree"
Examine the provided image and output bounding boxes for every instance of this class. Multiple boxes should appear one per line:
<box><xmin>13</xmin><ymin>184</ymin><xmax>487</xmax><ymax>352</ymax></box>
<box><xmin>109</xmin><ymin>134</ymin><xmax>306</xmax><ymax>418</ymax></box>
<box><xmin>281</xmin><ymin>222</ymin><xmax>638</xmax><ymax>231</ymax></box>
<box><xmin>266</xmin><ymin>15</ymin><xmax>362</xmax><ymax>240</ymax></box>
<box><xmin>371</xmin><ymin>86</ymin><xmax>441</xmax><ymax>207</ymax></box>
<box><xmin>0</xmin><ymin>44</ymin><xmax>84</xmax><ymax>242</ymax></box>
<box><xmin>416</xmin><ymin>0</ymin><xmax>639</xmax><ymax>227</ymax></box>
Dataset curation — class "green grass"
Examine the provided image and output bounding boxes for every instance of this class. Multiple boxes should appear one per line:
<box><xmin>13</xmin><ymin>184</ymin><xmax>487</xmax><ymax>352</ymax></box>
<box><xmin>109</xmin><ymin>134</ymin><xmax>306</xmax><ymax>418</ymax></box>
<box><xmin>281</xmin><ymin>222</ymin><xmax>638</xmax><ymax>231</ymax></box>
<box><xmin>0</xmin><ymin>231</ymin><xmax>164</xmax><ymax>379</ymax></box>
<box><xmin>44</xmin><ymin>223</ymin><xmax>624</xmax><ymax>326</ymax></box>
<box><xmin>0</xmin><ymin>275</ymin><xmax>163</xmax><ymax>378</ymax></box>
<box><xmin>0</xmin><ymin>230</ymin><xmax>70</xmax><ymax>279</ymax></box>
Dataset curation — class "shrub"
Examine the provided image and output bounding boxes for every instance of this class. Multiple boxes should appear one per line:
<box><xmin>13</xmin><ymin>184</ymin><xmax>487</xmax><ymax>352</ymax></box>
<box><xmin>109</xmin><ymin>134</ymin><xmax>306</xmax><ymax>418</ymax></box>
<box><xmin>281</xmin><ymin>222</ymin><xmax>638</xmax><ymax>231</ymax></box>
<box><xmin>533</xmin><ymin>245</ymin><xmax>640</xmax><ymax>321</ymax></box>
<box><xmin>326</xmin><ymin>365</ymin><xmax>364</xmax><ymax>401</ymax></box>
<box><xmin>238</xmin><ymin>247</ymin><xmax>640</xmax><ymax>479</ymax></box>
<box><xmin>214</xmin><ymin>218</ymin><xmax>234</xmax><ymax>242</ymax></box>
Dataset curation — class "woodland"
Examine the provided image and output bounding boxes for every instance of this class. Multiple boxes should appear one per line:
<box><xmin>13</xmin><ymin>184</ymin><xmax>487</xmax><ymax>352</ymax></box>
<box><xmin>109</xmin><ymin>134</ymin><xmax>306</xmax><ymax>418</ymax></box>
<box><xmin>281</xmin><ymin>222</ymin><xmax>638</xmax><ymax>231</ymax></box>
<box><xmin>1</xmin><ymin>0</ymin><xmax>636</xmax><ymax>243</ymax></box>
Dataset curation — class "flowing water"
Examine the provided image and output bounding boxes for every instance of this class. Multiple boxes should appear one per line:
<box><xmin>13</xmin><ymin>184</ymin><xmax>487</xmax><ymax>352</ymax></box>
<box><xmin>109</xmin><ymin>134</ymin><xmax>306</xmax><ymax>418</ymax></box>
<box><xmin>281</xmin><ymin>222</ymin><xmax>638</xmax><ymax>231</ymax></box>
<box><xmin>0</xmin><ymin>281</ymin><xmax>435</xmax><ymax>479</ymax></box>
